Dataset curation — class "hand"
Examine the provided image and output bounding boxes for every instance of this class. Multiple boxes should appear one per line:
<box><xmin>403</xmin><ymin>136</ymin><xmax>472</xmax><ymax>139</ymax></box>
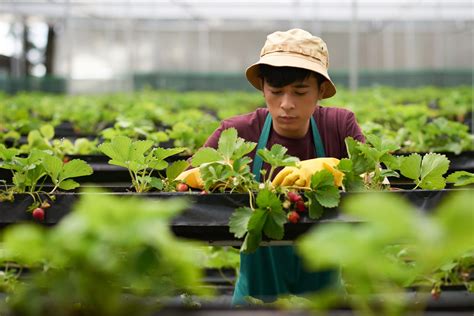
<box><xmin>176</xmin><ymin>167</ymin><xmax>204</xmax><ymax>189</ymax></box>
<box><xmin>272</xmin><ymin>157</ymin><xmax>344</xmax><ymax>188</ymax></box>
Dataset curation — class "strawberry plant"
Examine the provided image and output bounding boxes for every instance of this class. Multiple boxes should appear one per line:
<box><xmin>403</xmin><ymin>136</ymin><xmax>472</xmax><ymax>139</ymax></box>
<box><xmin>98</xmin><ymin>136</ymin><xmax>188</xmax><ymax>192</ymax></box>
<box><xmin>0</xmin><ymin>144</ymin><xmax>93</xmax><ymax>211</ymax></box>
<box><xmin>297</xmin><ymin>190</ymin><xmax>474</xmax><ymax>315</ymax></box>
<box><xmin>0</xmin><ymin>190</ymin><xmax>210</xmax><ymax>316</ymax></box>
<box><xmin>191</xmin><ymin>128</ymin><xmax>257</xmax><ymax>193</ymax></box>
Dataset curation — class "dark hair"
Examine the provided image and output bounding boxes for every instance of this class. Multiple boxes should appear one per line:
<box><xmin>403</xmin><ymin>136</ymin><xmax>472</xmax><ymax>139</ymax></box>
<box><xmin>258</xmin><ymin>64</ymin><xmax>326</xmax><ymax>88</ymax></box>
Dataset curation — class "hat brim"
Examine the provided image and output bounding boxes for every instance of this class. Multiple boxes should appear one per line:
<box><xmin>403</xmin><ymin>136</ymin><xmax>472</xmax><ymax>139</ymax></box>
<box><xmin>245</xmin><ymin>53</ymin><xmax>336</xmax><ymax>99</ymax></box>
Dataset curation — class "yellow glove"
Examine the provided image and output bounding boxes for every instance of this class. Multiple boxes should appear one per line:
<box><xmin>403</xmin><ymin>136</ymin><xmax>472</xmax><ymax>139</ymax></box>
<box><xmin>272</xmin><ymin>157</ymin><xmax>344</xmax><ymax>188</ymax></box>
<box><xmin>176</xmin><ymin>167</ymin><xmax>204</xmax><ymax>189</ymax></box>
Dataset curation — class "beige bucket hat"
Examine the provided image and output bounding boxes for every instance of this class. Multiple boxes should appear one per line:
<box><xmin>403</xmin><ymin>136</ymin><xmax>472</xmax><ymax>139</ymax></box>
<box><xmin>246</xmin><ymin>28</ymin><xmax>337</xmax><ymax>99</ymax></box>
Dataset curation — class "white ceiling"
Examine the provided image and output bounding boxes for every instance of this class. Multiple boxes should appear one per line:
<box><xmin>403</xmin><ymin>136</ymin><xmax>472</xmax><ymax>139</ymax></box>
<box><xmin>1</xmin><ymin>0</ymin><xmax>473</xmax><ymax>22</ymax></box>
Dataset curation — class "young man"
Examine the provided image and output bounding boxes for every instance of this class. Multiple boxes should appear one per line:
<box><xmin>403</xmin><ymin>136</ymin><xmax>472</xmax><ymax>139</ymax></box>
<box><xmin>179</xmin><ymin>28</ymin><xmax>365</xmax><ymax>304</ymax></box>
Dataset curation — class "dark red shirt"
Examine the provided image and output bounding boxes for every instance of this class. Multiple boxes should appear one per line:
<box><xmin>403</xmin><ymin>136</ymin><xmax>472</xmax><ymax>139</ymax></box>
<box><xmin>204</xmin><ymin>107</ymin><xmax>365</xmax><ymax>169</ymax></box>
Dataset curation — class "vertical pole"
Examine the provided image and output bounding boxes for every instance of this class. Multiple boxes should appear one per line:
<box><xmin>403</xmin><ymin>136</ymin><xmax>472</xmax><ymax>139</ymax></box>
<box><xmin>349</xmin><ymin>0</ymin><xmax>359</xmax><ymax>91</ymax></box>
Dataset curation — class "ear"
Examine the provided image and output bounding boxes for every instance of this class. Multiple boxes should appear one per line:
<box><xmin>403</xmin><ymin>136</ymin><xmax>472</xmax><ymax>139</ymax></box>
<box><xmin>318</xmin><ymin>81</ymin><xmax>328</xmax><ymax>100</ymax></box>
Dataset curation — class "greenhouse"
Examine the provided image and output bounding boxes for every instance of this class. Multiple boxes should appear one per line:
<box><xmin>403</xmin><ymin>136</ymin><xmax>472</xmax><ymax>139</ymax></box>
<box><xmin>0</xmin><ymin>1</ymin><xmax>473</xmax><ymax>315</ymax></box>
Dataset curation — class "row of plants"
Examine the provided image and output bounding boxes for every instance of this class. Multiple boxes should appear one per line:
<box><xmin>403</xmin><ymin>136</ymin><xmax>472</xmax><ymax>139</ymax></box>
<box><xmin>0</xmin><ymin>127</ymin><xmax>472</xmax><ymax>314</ymax></box>
<box><xmin>1</xmin><ymin>86</ymin><xmax>472</xmax><ymax>155</ymax></box>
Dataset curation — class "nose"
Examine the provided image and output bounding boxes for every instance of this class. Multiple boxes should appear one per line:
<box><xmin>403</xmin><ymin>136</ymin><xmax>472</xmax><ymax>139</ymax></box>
<box><xmin>280</xmin><ymin>93</ymin><xmax>295</xmax><ymax>111</ymax></box>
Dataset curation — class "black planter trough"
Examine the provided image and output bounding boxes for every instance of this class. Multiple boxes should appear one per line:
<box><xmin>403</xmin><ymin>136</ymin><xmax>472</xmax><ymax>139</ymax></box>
<box><xmin>0</xmin><ymin>188</ymin><xmax>471</xmax><ymax>245</ymax></box>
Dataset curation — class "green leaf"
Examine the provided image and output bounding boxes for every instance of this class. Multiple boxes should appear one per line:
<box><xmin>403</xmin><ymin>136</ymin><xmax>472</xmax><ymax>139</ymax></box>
<box><xmin>229</xmin><ymin>207</ymin><xmax>253</xmax><ymax>238</ymax></box>
<box><xmin>40</xmin><ymin>124</ymin><xmax>55</xmax><ymax>140</ymax></box>
<box><xmin>263</xmin><ymin>208</ymin><xmax>286</xmax><ymax>240</ymax></box>
<box><xmin>305</xmin><ymin>191</ymin><xmax>324</xmax><ymax>219</ymax></box>
<box><xmin>247</xmin><ymin>209</ymin><xmax>268</xmax><ymax>233</ymax></box>
<box><xmin>241</xmin><ymin>230</ymin><xmax>262</xmax><ymax>254</ymax></box>
<box><xmin>98</xmin><ymin>135</ymin><xmax>132</xmax><ymax>162</ymax></box>
<box><xmin>399</xmin><ymin>154</ymin><xmax>422</xmax><ymax>180</ymax></box>
<box><xmin>191</xmin><ymin>147</ymin><xmax>222</xmax><ymax>167</ymax></box>
<box><xmin>256</xmin><ymin>189</ymin><xmax>282</xmax><ymax>213</ymax></box>
<box><xmin>232</xmin><ymin>138</ymin><xmax>256</xmax><ymax>160</ymax></box>
<box><xmin>154</xmin><ymin>147</ymin><xmax>186</xmax><ymax>161</ymax></box>
<box><xmin>218</xmin><ymin>128</ymin><xmax>238</xmax><ymax>160</ymax></box>
<box><xmin>446</xmin><ymin>171</ymin><xmax>474</xmax><ymax>186</ymax></box>
<box><xmin>42</xmin><ymin>154</ymin><xmax>62</xmax><ymax>184</ymax></box>
<box><xmin>60</xmin><ymin>159</ymin><xmax>93</xmax><ymax>181</ymax></box>
<box><xmin>316</xmin><ymin>186</ymin><xmax>341</xmax><ymax>208</ymax></box>
<box><xmin>310</xmin><ymin>169</ymin><xmax>336</xmax><ymax>188</ymax></box>
<box><xmin>257</xmin><ymin>144</ymin><xmax>299</xmax><ymax>168</ymax></box>
<box><xmin>58</xmin><ymin>179</ymin><xmax>80</xmax><ymax>190</ymax></box>
<box><xmin>420</xmin><ymin>153</ymin><xmax>450</xmax><ymax>180</ymax></box>
<box><xmin>166</xmin><ymin>160</ymin><xmax>189</xmax><ymax>181</ymax></box>
<box><xmin>130</xmin><ymin>140</ymin><xmax>154</xmax><ymax>161</ymax></box>
<box><xmin>310</xmin><ymin>170</ymin><xmax>340</xmax><ymax>208</ymax></box>
<box><xmin>149</xmin><ymin>177</ymin><xmax>163</xmax><ymax>190</ymax></box>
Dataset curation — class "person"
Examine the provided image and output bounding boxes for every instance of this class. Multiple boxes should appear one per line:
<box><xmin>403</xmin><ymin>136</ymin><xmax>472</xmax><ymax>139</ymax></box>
<box><xmin>178</xmin><ymin>28</ymin><xmax>365</xmax><ymax>305</ymax></box>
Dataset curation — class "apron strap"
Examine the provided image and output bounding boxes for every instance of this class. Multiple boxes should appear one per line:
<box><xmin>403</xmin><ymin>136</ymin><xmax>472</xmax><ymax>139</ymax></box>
<box><xmin>252</xmin><ymin>114</ymin><xmax>272</xmax><ymax>182</ymax></box>
<box><xmin>311</xmin><ymin>116</ymin><xmax>326</xmax><ymax>158</ymax></box>
<box><xmin>252</xmin><ymin>113</ymin><xmax>326</xmax><ymax>182</ymax></box>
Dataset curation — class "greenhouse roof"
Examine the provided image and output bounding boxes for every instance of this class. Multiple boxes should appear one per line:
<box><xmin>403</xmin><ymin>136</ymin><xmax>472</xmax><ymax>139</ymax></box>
<box><xmin>1</xmin><ymin>0</ymin><xmax>473</xmax><ymax>22</ymax></box>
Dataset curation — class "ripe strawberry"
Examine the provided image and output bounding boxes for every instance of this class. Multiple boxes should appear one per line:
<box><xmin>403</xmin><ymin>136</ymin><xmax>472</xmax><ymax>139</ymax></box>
<box><xmin>295</xmin><ymin>200</ymin><xmax>306</xmax><ymax>212</ymax></box>
<box><xmin>287</xmin><ymin>211</ymin><xmax>300</xmax><ymax>224</ymax></box>
<box><xmin>287</xmin><ymin>191</ymin><xmax>302</xmax><ymax>203</ymax></box>
<box><xmin>32</xmin><ymin>207</ymin><xmax>45</xmax><ymax>221</ymax></box>
<box><xmin>176</xmin><ymin>183</ymin><xmax>189</xmax><ymax>192</ymax></box>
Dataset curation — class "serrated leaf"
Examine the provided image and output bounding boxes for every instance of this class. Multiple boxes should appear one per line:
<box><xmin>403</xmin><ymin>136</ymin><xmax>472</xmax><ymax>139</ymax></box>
<box><xmin>256</xmin><ymin>189</ymin><xmax>282</xmax><ymax>212</ymax></box>
<box><xmin>420</xmin><ymin>153</ymin><xmax>450</xmax><ymax>180</ymax></box>
<box><xmin>58</xmin><ymin>179</ymin><xmax>80</xmax><ymax>190</ymax></box>
<box><xmin>446</xmin><ymin>171</ymin><xmax>474</xmax><ymax>186</ymax></box>
<box><xmin>130</xmin><ymin>140</ymin><xmax>154</xmax><ymax>161</ymax></box>
<box><xmin>310</xmin><ymin>169</ymin><xmax>335</xmax><ymax>188</ymax></box>
<box><xmin>419</xmin><ymin>175</ymin><xmax>446</xmax><ymax>190</ymax></box>
<box><xmin>241</xmin><ymin>230</ymin><xmax>262</xmax><ymax>254</ymax></box>
<box><xmin>149</xmin><ymin>177</ymin><xmax>163</xmax><ymax>190</ymax></box>
<box><xmin>166</xmin><ymin>160</ymin><xmax>189</xmax><ymax>181</ymax></box>
<box><xmin>60</xmin><ymin>159</ymin><xmax>93</xmax><ymax>180</ymax></box>
<box><xmin>232</xmin><ymin>138</ymin><xmax>256</xmax><ymax>160</ymax></box>
<box><xmin>263</xmin><ymin>208</ymin><xmax>286</xmax><ymax>240</ymax></box>
<box><xmin>257</xmin><ymin>144</ymin><xmax>299</xmax><ymax>168</ymax></box>
<box><xmin>305</xmin><ymin>191</ymin><xmax>325</xmax><ymax>219</ymax></box>
<box><xmin>229</xmin><ymin>207</ymin><xmax>253</xmax><ymax>238</ymax></box>
<box><xmin>218</xmin><ymin>128</ymin><xmax>238</xmax><ymax>161</ymax></box>
<box><xmin>316</xmin><ymin>186</ymin><xmax>341</xmax><ymax>208</ymax></box>
<box><xmin>247</xmin><ymin>209</ymin><xmax>268</xmax><ymax>233</ymax></box>
<box><xmin>42</xmin><ymin>154</ymin><xmax>62</xmax><ymax>184</ymax></box>
<box><xmin>191</xmin><ymin>147</ymin><xmax>222</xmax><ymax>167</ymax></box>
<box><xmin>399</xmin><ymin>154</ymin><xmax>422</xmax><ymax>180</ymax></box>
<box><xmin>154</xmin><ymin>147</ymin><xmax>186</xmax><ymax>161</ymax></box>
<box><xmin>148</xmin><ymin>160</ymin><xmax>168</xmax><ymax>170</ymax></box>
<box><xmin>98</xmin><ymin>136</ymin><xmax>132</xmax><ymax>162</ymax></box>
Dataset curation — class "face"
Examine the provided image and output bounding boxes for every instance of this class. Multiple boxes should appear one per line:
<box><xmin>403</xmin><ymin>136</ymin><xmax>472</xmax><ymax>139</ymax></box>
<box><xmin>263</xmin><ymin>75</ymin><xmax>325</xmax><ymax>138</ymax></box>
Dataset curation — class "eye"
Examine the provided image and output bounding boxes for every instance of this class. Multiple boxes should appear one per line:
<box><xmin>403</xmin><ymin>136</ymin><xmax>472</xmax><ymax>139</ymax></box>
<box><xmin>270</xmin><ymin>90</ymin><xmax>282</xmax><ymax>95</ymax></box>
<box><xmin>295</xmin><ymin>91</ymin><xmax>308</xmax><ymax>96</ymax></box>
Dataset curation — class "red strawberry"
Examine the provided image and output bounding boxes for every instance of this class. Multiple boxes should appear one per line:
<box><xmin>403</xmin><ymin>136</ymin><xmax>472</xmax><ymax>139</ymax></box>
<box><xmin>295</xmin><ymin>200</ymin><xmax>306</xmax><ymax>212</ymax></box>
<box><xmin>287</xmin><ymin>191</ymin><xmax>302</xmax><ymax>203</ymax></box>
<box><xmin>176</xmin><ymin>183</ymin><xmax>189</xmax><ymax>192</ymax></box>
<box><xmin>32</xmin><ymin>207</ymin><xmax>45</xmax><ymax>221</ymax></box>
<box><xmin>287</xmin><ymin>211</ymin><xmax>300</xmax><ymax>224</ymax></box>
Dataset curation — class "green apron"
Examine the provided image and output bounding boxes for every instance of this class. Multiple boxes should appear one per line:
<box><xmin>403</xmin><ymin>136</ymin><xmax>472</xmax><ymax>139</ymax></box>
<box><xmin>231</xmin><ymin>114</ymin><xmax>338</xmax><ymax>305</ymax></box>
